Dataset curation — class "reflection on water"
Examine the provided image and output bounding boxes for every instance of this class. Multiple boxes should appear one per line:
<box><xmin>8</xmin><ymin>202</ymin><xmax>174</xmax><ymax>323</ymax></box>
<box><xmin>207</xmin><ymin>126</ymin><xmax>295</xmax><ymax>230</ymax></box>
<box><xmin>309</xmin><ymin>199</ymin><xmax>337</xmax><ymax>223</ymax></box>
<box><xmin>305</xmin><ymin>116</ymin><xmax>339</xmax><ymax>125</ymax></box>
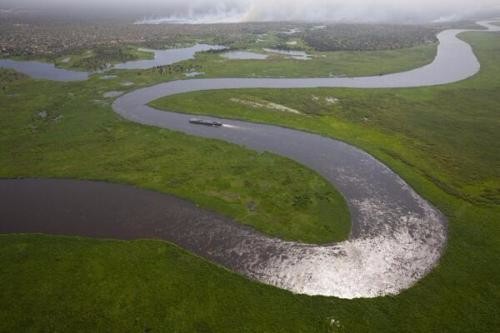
<box><xmin>113</xmin><ymin>44</ymin><xmax>226</xmax><ymax>70</ymax></box>
<box><xmin>221</xmin><ymin>51</ymin><xmax>269</xmax><ymax>60</ymax></box>
<box><xmin>263</xmin><ymin>48</ymin><xmax>312</xmax><ymax>60</ymax></box>
<box><xmin>0</xmin><ymin>59</ymin><xmax>89</xmax><ymax>81</ymax></box>
<box><xmin>0</xmin><ymin>43</ymin><xmax>225</xmax><ymax>81</ymax></box>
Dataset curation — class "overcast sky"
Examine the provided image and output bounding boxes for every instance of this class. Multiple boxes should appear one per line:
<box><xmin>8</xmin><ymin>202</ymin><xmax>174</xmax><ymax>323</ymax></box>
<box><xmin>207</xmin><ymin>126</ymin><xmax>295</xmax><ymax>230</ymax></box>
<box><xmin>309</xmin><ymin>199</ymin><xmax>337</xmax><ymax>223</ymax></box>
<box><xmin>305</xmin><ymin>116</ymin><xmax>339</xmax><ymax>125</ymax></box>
<box><xmin>2</xmin><ymin>0</ymin><xmax>499</xmax><ymax>23</ymax></box>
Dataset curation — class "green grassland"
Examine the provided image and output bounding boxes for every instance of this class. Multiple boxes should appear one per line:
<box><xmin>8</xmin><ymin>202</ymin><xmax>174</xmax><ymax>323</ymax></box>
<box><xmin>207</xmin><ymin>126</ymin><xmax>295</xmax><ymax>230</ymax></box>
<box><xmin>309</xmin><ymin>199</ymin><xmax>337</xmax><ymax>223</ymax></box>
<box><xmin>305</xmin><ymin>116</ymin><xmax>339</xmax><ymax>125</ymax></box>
<box><xmin>0</xmin><ymin>32</ymin><xmax>499</xmax><ymax>332</ymax></box>
<box><xmin>153</xmin><ymin>33</ymin><xmax>500</xmax><ymax>206</ymax></box>
<box><xmin>50</xmin><ymin>42</ymin><xmax>437</xmax><ymax>78</ymax></box>
<box><xmin>0</xmin><ymin>235</ymin><xmax>339</xmax><ymax>333</ymax></box>
<box><xmin>129</xmin><ymin>42</ymin><xmax>437</xmax><ymax>79</ymax></box>
<box><xmin>5</xmin><ymin>40</ymin><xmax>437</xmax><ymax>78</ymax></box>
<box><xmin>151</xmin><ymin>32</ymin><xmax>500</xmax><ymax>330</ymax></box>
<box><xmin>0</xmin><ymin>70</ymin><xmax>350</xmax><ymax>244</ymax></box>
<box><xmin>46</xmin><ymin>41</ymin><xmax>437</xmax><ymax>87</ymax></box>
<box><xmin>104</xmin><ymin>44</ymin><xmax>436</xmax><ymax>80</ymax></box>
<box><xmin>193</xmin><ymin>43</ymin><xmax>436</xmax><ymax>78</ymax></box>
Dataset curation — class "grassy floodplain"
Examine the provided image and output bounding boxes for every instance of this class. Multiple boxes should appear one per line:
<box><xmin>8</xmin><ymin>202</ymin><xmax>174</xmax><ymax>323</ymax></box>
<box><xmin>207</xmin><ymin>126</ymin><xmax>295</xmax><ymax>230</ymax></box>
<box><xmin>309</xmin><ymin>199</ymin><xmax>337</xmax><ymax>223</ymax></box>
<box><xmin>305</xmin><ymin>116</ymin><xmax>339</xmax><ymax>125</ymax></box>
<box><xmin>152</xmin><ymin>32</ymin><xmax>500</xmax><ymax>331</ymax></box>
<box><xmin>194</xmin><ymin>43</ymin><xmax>436</xmax><ymax>78</ymax></box>
<box><xmin>3</xmin><ymin>46</ymin><xmax>155</xmax><ymax>72</ymax></box>
<box><xmin>0</xmin><ymin>71</ymin><xmax>351</xmax><ymax>244</ymax></box>
<box><xmin>153</xmin><ymin>33</ymin><xmax>500</xmax><ymax>206</ymax></box>
<box><xmin>45</xmin><ymin>41</ymin><xmax>437</xmax><ymax>77</ymax></box>
<box><xmin>1</xmin><ymin>40</ymin><xmax>437</xmax><ymax>80</ymax></box>
<box><xmin>0</xmin><ymin>32</ymin><xmax>499</xmax><ymax>332</ymax></box>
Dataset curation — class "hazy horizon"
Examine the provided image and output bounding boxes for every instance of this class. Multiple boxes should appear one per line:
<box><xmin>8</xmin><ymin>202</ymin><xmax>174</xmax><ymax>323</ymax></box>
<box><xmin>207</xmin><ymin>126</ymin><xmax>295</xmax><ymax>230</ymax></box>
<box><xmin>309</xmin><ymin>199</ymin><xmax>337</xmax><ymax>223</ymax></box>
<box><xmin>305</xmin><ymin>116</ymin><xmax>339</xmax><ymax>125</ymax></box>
<box><xmin>1</xmin><ymin>0</ymin><xmax>500</xmax><ymax>24</ymax></box>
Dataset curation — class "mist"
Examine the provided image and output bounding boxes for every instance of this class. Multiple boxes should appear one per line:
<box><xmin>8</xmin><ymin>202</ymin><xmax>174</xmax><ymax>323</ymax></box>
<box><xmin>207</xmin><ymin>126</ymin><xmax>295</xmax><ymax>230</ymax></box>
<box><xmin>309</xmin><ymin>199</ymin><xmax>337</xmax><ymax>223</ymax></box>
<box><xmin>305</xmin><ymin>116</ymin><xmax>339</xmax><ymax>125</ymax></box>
<box><xmin>2</xmin><ymin>0</ymin><xmax>499</xmax><ymax>23</ymax></box>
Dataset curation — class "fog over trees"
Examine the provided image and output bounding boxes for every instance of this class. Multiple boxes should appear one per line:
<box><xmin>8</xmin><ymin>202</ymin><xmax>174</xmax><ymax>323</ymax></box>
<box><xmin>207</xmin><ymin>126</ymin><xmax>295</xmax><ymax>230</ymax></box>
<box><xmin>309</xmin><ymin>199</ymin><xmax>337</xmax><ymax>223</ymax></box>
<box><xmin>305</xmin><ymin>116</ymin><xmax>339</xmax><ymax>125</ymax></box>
<box><xmin>1</xmin><ymin>0</ymin><xmax>499</xmax><ymax>23</ymax></box>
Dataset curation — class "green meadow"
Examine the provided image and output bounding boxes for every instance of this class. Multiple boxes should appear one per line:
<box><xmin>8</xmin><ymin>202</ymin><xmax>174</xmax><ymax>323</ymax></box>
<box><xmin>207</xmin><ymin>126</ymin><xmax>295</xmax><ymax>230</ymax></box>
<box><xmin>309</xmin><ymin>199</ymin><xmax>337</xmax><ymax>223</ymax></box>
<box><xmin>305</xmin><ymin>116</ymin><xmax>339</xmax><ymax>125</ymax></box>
<box><xmin>1</xmin><ymin>32</ymin><xmax>499</xmax><ymax>332</ymax></box>
<box><xmin>153</xmin><ymin>33</ymin><xmax>500</xmax><ymax>206</ymax></box>
<box><xmin>194</xmin><ymin>43</ymin><xmax>436</xmax><ymax>78</ymax></box>
<box><xmin>52</xmin><ymin>41</ymin><xmax>437</xmax><ymax>77</ymax></box>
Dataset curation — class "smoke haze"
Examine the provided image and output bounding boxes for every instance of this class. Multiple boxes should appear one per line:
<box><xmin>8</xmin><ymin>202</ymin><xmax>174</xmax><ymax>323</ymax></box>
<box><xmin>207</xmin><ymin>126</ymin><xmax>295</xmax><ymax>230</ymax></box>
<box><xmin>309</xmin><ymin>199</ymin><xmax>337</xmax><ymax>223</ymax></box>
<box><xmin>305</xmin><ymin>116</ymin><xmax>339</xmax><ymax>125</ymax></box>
<box><xmin>1</xmin><ymin>0</ymin><xmax>499</xmax><ymax>23</ymax></box>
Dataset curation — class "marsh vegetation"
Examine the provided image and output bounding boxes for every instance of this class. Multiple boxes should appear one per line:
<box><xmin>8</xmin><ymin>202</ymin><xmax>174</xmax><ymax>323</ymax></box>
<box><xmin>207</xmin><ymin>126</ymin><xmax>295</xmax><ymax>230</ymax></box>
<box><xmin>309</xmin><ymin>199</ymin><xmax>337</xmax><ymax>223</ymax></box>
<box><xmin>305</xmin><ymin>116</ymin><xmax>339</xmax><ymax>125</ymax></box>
<box><xmin>0</xmin><ymin>22</ymin><xmax>499</xmax><ymax>333</ymax></box>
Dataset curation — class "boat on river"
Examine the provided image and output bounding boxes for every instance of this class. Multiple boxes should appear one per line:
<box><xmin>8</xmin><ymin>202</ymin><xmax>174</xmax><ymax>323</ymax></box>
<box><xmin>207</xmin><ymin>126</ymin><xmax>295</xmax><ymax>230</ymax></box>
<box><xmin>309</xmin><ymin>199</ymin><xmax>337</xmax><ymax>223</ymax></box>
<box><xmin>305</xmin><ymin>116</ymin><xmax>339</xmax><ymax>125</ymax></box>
<box><xmin>189</xmin><ymin>118</ymin><xmax>223</xmax><ymax>127</ymax></box>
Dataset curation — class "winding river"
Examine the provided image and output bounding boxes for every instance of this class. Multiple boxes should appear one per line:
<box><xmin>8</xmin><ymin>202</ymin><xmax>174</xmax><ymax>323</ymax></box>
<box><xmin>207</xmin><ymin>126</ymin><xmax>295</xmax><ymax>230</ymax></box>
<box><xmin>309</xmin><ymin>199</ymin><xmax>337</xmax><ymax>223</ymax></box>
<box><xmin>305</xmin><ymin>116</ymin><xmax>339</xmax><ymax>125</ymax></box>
<box><xmin>1</xmin><ymin>20</ymin><xmax>499</xmax><ymax>299</ymax></box>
